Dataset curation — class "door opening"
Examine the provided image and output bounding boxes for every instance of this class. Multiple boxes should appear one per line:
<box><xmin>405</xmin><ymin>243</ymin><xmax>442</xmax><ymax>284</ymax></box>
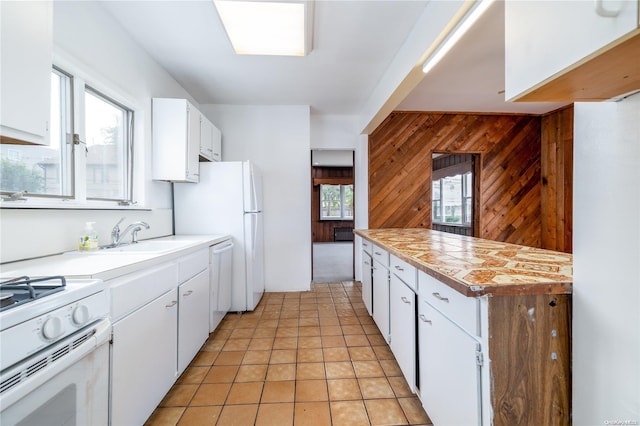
<box><xmin>310</xmin><ymin>150</ymin><xmax>355</xmax><ymax>282</ymax></box>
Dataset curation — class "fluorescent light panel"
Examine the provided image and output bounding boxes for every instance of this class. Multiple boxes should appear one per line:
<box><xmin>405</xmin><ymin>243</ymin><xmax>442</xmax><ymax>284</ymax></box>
<box><xmin>214</xmin><ymin>0</ymin><xmax>312</xmax><ymax>56</ymax></box>
<box><xmin>422</xmin><ymin>0</ymin><xmax>494</xmax><ymax>74</ymax></box>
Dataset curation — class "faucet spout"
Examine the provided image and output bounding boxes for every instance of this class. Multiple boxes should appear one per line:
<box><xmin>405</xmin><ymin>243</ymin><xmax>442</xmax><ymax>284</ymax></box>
<box><xmin>111</xmin><ymin>220</ymin><xmax>150</xmax><ymax>246</ymax></box>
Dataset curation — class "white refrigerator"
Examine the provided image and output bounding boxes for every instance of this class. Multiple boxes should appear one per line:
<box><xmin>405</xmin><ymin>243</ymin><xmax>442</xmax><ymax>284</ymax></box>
<box><xmin>174</xmin><ymin>161</ymin><xmax>265</xmax><ymax>312</ymax></box>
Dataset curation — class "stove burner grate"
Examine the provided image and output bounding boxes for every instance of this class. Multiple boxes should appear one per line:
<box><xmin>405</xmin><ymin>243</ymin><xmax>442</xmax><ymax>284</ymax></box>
<box><xmin>0</xmin><ymin>276</ymin><xmax>67</xmax><ymax>312</ymax></box>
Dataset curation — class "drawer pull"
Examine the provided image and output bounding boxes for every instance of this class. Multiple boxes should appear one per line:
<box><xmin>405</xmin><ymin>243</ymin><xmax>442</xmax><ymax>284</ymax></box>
<box><xmin>432</xmin><ymin>292</ymin><xmax>449</xmax><ymax>303</ymax></box>
<box><xmin>401</xmin><ymin>296</ymin><xmax>411</xmax><ymax>304</ymax></box>
<box><xmin>364</xmin><ymin>261</ymin><xmax>370</xmax><ymax>266</ymax></box>
<box><xmin>374</xmin><ymin>251</ymin><xmax>382</xmax><ymax>255</ymax></box>
<box><xmin>419</xmin><ymin>314</ymin><xmax>432</xmax><ymax>324</ymax></box>
<box><xmin>183</xmin><ymin>290</ymin><xmax>194</xmax><ymax>297</ymax></box>
<box><xmin>165</xmin><ymin>301</ymin><xmax>178</xmax><ymax>308</ymax></box>
<box><xmin>394</xmin><ymin>265</ymin><xmax>404</xmax><ymax>271</ymax></box>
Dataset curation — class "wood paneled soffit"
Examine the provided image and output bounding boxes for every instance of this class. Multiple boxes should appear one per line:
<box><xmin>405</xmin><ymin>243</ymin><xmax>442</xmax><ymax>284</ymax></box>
<box><xmin>313</xmin><ymin>178</ymin><xmax>353</xmax><ymax>186</ymax></box>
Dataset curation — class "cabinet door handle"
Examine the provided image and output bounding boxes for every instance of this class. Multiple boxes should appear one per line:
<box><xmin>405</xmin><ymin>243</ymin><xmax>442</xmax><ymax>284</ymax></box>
<box><xmin>419</xmin><ymin>314</ymin><xmax>432</xmax><ymax>324</ymax></box>
<box><xmin>364</xmin><ymin>261</ymin><xmax>370</xmax><ymax>266</ymax></box>
<box><xmin>374</xmin><ymin>251</ymin><xmax>382</xmax><ymax>255</ymax></box>
<box><xmin>401</xmin><ymin>296</ymin><xmax>411</xmax><ymax>304</ymax></box>
<box><xmin>394</xmin><ymin>265</ymin><xmax>404</xmax><ymax>271</ymax></box>
<box><xmin>432</xmin><ymin>292</ymin><xmax>449</xmax><ymax>303</ymax></box>
<box><xmin>183</xmin><ymin>290</ymin><xmax>193</xmax><ymax>297</ymax></box>
<box><xmin>165</xmin><ymin>301</ymin><xmax>178</xmax><ymax>308</ymax></box>
<box><xmin>595</xmin><ymin>0</ymin><xmax>620</xmax><ymax>17</ymax></box>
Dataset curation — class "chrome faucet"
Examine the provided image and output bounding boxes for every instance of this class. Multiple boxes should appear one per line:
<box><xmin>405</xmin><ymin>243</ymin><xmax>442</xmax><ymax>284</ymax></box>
<box><xmin>110</xmin><ymin>217</ymin><xmax>150</xmax><ymax>246</ymax></box>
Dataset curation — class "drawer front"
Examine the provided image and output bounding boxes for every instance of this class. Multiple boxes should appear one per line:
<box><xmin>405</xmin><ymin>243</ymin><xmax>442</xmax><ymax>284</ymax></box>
<box><xmin>418</xmin><ymin>271</ymin><xmax>478</xmax><ymax>336</ymax></box>
<box><xmin>178</xmin><ymin>248</ymin><xmax>209</xmax><ymax>284</ymax></box>
<box><xmin>362</xmin><ymin>239</ymin><xmax>373</xmax><ymax>255</ymax></box>
<box><xmin>372</xmin><ymin>244</ymin><xmax>389</xmax><ymax>268</ymax></box>
<box><xmin>110</xmin><ymin>262</ymin><xmax>178</xmax><ymax>321</ymax></box>
<box><xmin>390</xmin><ymin>254</ymin><xmax>416</xmax><ymax>291</ymax></box>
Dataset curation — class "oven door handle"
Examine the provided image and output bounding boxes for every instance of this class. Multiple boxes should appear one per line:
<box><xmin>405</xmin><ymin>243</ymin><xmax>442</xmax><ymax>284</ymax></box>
<box><xmin>0</xmin><ymin>318</ymin><xmax>111</xmax><ymax>410</ymax></box>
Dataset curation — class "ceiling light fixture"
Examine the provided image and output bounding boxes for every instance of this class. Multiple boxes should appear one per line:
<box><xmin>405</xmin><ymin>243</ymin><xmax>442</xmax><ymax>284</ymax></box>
<box><xmin>214</xmin><ymin>0</ymin><xmax>313</xmax><ymax>56</ymax></box>
<box><xmin>422</xmin><ymin>0</ymin><xmax>494</xmax><ymax>74</ymax></box>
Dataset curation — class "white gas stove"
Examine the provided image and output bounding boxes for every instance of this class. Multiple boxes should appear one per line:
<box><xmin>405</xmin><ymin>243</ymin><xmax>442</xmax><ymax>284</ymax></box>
<box><xmin>0</xmin><ymin>276</ymin><xmax>110</xmax><ymax>425</ymax></box>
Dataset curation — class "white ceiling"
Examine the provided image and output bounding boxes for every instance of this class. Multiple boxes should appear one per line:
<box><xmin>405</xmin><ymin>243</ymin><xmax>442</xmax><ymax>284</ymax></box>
<box><xmin>100</xmin><ymin>0</ymin><xmax>567</xmax><ymax>119</ymax></box>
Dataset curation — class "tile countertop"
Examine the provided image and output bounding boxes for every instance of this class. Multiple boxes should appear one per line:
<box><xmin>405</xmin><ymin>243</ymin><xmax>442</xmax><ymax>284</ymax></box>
<box><xmin>355</xmin><ymin>228</ymin><xmax>573</xmax><ymax>297</ymax></box>
<box><xmin>0</xmin><ymin>235</ymin><xmax>231</xmax><ymax>281</ymax></box>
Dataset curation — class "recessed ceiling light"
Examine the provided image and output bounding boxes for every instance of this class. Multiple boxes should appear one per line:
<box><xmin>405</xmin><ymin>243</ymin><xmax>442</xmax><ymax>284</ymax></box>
<box><xmin>214</xmin><ymin>0</ymin><xmax>313</xmax><ymax>56</ymax></box>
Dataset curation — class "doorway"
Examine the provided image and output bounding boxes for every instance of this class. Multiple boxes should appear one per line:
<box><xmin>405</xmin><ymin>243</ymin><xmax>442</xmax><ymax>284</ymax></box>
<box><xmin>310</xmin><ymin>150</ymin><xmax>355</xmax><ymax>282</ymax></box>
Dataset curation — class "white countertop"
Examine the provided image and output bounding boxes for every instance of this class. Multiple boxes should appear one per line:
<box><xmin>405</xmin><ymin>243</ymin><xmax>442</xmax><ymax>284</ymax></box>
<box><xmin>0</xmin><ymin>235</ymin><xmax>231</xmax><ymax>281</ymax></box>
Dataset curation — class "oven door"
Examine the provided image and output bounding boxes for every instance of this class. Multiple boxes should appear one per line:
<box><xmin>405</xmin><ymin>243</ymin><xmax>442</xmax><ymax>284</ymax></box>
<box><xmin>0</xmin><ymin>319</ymin><xmax>110</xmax><ymax>426</ymax></box>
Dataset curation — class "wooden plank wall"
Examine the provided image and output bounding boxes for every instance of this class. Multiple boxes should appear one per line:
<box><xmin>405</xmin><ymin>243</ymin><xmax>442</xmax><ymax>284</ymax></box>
<box><xmin>311</xmin><ymin>166</ymin><xmax>354</xmax><ymax>243</ymax></box>
<box><xmin>489</xmin><ymin>294</ymin><xmax>572</xmax><ymax>425</ymax></box>
<box><xmin>369</xmin><ymin>112</ymin><xmax>543</xmax><ymax>247</ymax></box>
<box><xmin>541</xmin><ymin>106</ymin><xmax>573</xmax><ymax>253</ymax></box>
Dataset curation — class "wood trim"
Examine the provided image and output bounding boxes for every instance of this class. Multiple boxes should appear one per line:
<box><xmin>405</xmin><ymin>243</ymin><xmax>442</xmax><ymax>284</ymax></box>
<box><xmin>541</xmin><ymin>107</ymin><xmax>573</xmax><ymax>253</ymax></box>
<box><xmin>313</xmin><ymin>177</ymin><xmax>353</xmax><ymax>186</ymax></box>
<box><xmin>514</xmin><ymin>30</ymin><xmax>640</xmax><ymax>102</ymax></box>
<box><xmin>0</xmin><ymin>135</ymin><xmax>37</xmax><ymax>145</ymax></box>
<box><xmin>489</xmin><ymin>294</ymin><xmax>572</xmax><ymax>425</ymax></box>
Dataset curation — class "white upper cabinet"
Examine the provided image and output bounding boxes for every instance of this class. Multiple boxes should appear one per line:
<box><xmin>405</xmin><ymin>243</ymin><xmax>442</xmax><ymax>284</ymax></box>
<box><xmin>152</xmin><ymin>98</ymin><xmax>200</xmax><ymax>182</ymax></box>
<box><xmin>199</xmin><ymin>114</ymin><xmax>222</xmax><ymax>162</ymax></box>
<box><xmin>505</xmin><ymin>0</ymin><xmax>639</xmax><ymax>101</ymax></box>
<box><xmin>0</xmin><ymin>1</ymin><xmax>52</xmax><ymax>145</ymax></box>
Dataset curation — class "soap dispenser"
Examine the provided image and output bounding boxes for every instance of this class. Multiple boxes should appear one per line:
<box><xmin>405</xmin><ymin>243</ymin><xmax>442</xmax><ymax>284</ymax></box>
<box><xmin>79</xmin><ymin>222</ymin><xmax>98</xmax><ymax>251</ymax></box>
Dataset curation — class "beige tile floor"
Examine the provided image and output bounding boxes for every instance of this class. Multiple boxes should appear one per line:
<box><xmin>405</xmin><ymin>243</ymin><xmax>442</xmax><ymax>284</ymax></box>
<box><xmin>145</xmin><ymin>281</ymin><xmax>432</xmax><ymax>426</ymax></box>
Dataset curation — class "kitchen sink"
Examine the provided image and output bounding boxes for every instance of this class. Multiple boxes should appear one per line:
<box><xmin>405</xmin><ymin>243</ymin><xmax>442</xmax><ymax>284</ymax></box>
<box><xmin>65</xmin><ymin>239</ymin><xmax>191</xmax><ymax>255</ymax></box>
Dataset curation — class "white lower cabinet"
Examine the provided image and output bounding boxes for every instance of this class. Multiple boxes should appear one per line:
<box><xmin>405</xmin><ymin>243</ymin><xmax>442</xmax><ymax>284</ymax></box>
<box><xmin>111</xmin><ymin>289</ymin><xmax>178</xmax><ymax>426</ymax></box>
<box><xmin>372</xmin><ymin>259</ymin><xmax>390</xmax><ymax>342</ymax></box>
<box><xmin>361</xmin><ymin>252</ymin><xmax>373</xmax><ymax>316</ymax></box>
<box><xmin>389</xmin><ymin>274</ymin><xmax>416</xmax><ymax>391</ymax></box>
<box><xmin>109</xmin><ymin>248</ymin><xmax>210</xmax><ymax>424</ymax></box>
<box><xmin>178</xmin><ymin>269</ymin><xmax>210</xmax><ymax>374</ymax></box>
<box><xmin>418</xmin><ymin>300</ymin><xmax>481</xmax><ymax>426</ymax></box>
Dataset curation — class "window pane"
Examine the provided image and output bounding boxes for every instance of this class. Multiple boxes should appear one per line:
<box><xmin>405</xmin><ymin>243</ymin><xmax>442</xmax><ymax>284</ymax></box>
<box><xmin>464</xmin><ymin>197</ymin><xmax>472</xmax><ymax>224</ymax></box>
<box><xmin>442</xmin><ymin>175</ymin><xmax>462</xmax><ymax>224</ymax></box>
<box><xmin>320</xmin><ymin>184</ymin><xmax>341</xmax><ymax>219</ymax></box>
<box><xmin>84</xmin><ymin>89</ymin><xmax>131</xmax><ymax>200</ymax></box>
<box><xmin>1</xmin><ymin>70</ymin><xmax>72</xmax><ymax>197</ymax></box>
<box><xmin>343</xmin><ymin>184</ymin><xmax>353</xmax><ymax>219</ymax></box>
<box><xmin>432</xmin><ymin>179</ymin><xmax>442</xmax><ymax>222</ymax></box>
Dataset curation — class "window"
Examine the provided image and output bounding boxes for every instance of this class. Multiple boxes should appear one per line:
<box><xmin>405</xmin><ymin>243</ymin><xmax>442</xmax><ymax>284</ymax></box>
<box><xmin>1</xmin><ymin>67</ymin><xmax>134</xmax><ymax>206</ymax></box>
<box><xmin>84</xmin><ymin>88</ymin><xmax>132</xmax><ymax>201</ymax></box>
<box><xmin>320</xmin><ymin>184</ymin><xmax>353</xmax><ymax>220</ymax></box>
<box><xmin>431</xmin><ymin>154</ymin><xmax>475</xmax><ymax>228</ymax></box>
<box><xmin>432</xmin><ymin>172</ymin><xmax>472</xmax><ymax>225</ymax></box>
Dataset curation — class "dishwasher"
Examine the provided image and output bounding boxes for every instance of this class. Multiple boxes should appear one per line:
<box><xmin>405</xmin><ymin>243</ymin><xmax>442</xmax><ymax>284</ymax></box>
<box><xmin>209</xmin><ymin>239</ymin><xmax>234</xmax><ymax>332</ymax></box>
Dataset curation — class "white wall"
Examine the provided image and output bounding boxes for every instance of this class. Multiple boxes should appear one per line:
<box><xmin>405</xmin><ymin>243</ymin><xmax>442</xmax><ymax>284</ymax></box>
<box><xmin>573</xmin><ymin>94</ymin><xmax>640</xmax><ymax>424</ymax></box>
<box><xmin>1</xmin><ymin>2</ymin><xmax>196</xmax><ymax>263</ymax></box>
<box><xmin>310</xmin><ymin>114</ymin><xmax>359</xmax><ymax>150</ymax></box>
<box><xmin>201</xmin><ymin>104</ymin><xmax>312</xmax><ymax>292</ymax></box>
<box><xmin>353</xmin><ymin>134</ymin><xmax>369</xmax><ymax>282</ymax></box>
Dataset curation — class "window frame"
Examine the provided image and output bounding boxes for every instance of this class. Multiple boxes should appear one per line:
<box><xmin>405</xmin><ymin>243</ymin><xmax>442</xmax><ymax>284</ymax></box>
<box><xmin>0</xmin><ymin>56</ymin><xmax>144</xmax><ymax>210</ymax></box>
<box><xmin>320</xmin><ymin>183</ymin><xmax>354</xmax><ymax>221</ymax></box>
<box><xmin>83</xmin><ymin>85</ymin><xmax>134</xmax><ymax>202</ymax></box>
<box><xmin>432</xmin><ymin>165</ymin><xmax>473</xmax><ymax>227</ymax></box>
